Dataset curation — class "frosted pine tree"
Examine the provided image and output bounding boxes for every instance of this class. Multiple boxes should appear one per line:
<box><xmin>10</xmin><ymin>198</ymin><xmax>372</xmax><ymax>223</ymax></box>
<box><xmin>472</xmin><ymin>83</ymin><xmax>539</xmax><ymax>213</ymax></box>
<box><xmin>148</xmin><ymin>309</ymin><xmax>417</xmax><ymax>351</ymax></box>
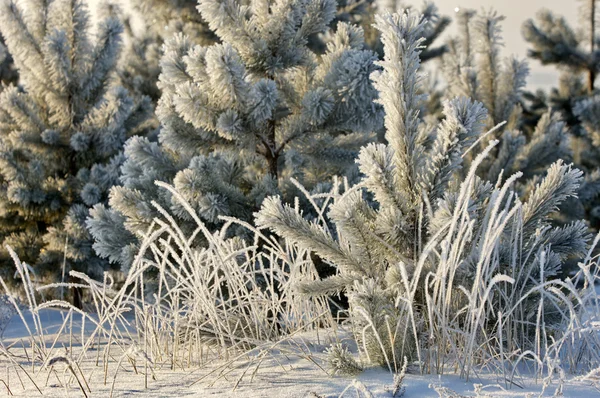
<box><xmin>118</xmin><ymin>0</ymin><xmax>218</xmax><ymax>102</ymax></box>
<box><xmin>115</xmin><ymin>19</ymin><xmax>164</xmax><ymax>102</ymax></box>
<box><xmin>130</xmin><ymin>0</ymin><xmax>216</xmax><ymax>45</ymax></box>
<box><xmin>0</xmin><ymin>0</ymin><xmax>152</xmax><ymax>289</ymax></box>
<box><xmin>524</xmin><ymin>0</ymin><xmax>599</xmax><ymax>93</ymax></box>
<box><xmin>256</xmin><ymin>10</ymin><xmax>589</xmax><ymax>369</ymax></box>
<box><xmin>522</xmin><ymin>1</ymin><xmax>600</xmax><ymax>143</ymax></box>
<box><xmin>119</xmin><ymin>0</ymin><xmax>381</xmax><ymax>102</ymax></box>
<box><xmin>368</xmin><ymin>0</ymin><xmax>449</xmax><ymax>61</ymax></box>
<box><xmin>438</xmin><ymin>8</ymin><xmax>597</xmax><ymax>227</ymax></box>
<box><xmin>522</xmin><ymin>0</ymin><xmax>599</xmax><ymax>144</ymax></box>
<box><xmin>316</xmin><ymin>0</ymin><xmax>449</xmax><ymax>62</ymax></box>
<box><xmin>88</xmin><ymin>0</ymin><xmax>383</xmax><ymax>270</ymax></box>
<box><xmin>119</xmin><ymin>0</ymin><xmax>447</xmax><ymax>105</ymax></box>
<box><xmin>523</xmin><ymin>1</ymin><xmax>600</xmax><ymax>227</ymax></box>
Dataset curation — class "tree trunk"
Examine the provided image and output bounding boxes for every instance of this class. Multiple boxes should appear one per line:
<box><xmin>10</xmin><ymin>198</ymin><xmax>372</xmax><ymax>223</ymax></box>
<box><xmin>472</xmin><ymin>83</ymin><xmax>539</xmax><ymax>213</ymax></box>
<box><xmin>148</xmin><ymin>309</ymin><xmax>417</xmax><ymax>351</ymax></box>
<box><xmin>265</xmin><ymin>119</ymin><xmax>278</xmax><ymax>180</ymax></box>
<box><xmin>72</xmin><ymin>286</ymin><xmax>83</xmax><ymax>309</ymax></box>
<box><xmin>590</xmin><ymin>0</ymin><xmax>596</xmax><ymax>92</ymax></box>
<box><xmin>69</xmin><ymin>275</ymin><xmax>83</xmax><ymax>309</ymax></box>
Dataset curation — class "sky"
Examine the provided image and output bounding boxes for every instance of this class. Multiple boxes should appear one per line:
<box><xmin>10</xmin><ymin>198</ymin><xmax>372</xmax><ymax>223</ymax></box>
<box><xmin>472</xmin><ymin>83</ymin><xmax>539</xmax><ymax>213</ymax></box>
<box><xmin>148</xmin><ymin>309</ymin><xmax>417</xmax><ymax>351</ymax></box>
<box><xmin>405</xmin><ymin>0</ymin><xmax>580</xmax><ymax>90</ymax></box>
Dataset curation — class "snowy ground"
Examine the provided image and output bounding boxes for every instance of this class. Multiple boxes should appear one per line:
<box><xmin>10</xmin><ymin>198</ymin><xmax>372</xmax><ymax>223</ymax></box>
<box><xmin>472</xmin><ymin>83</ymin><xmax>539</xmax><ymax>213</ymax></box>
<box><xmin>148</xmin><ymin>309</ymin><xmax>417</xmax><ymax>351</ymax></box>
<box><xmin>1</xmin><ymin>309</ymin><xmax>600</xmax><ymax>397</ymax></box>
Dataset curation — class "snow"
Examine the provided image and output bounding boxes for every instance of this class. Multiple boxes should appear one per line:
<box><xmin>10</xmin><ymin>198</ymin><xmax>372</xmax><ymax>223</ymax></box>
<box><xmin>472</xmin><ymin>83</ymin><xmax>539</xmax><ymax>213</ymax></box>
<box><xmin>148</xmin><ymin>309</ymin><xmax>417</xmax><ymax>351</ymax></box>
<box><xmin>1</xmin><ymin>309</ymin><xmax>599</xmax><ymax>397</ymax></box>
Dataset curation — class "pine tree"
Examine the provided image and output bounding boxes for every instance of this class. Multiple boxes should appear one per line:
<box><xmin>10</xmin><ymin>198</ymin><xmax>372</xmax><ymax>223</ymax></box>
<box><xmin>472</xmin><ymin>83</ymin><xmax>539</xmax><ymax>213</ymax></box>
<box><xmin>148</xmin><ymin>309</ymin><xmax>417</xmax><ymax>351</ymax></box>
<box><xmin>130</xmin><ymin>0</ymin><xmax>216</xmax><ymax>45</ymax></box>
<box><xmin>437</xmin><ymin>8</ymin><xmax>596</xmax><ymax>227</ymax></box>
<box><xmin>521</xmin><ymin>0</ymin><xmax>599</xmax><ymax>142</ymax></box>
<box><xmin>118</xmin><ymin>0</ymin><xmax>449</xmax><ymax>105</ymax></box>
<box><xmin>368</xmin><ymin>0</ymin><xmax>449</xmax><ymax>61</ymax></box>
<box><xmin>256</xmin><ymin>10</ymin><xmax>589</xmax><ymax>369</ymax></box>
<box><xmin>0</xmin><ymin>0</ymin><xmax>153</xmax><ymax>287</ymax></box>
<box><xmin>88</xmin><ymin>0</ymin><xmax>383</xmax><ymax>270</ymax></box>
<box><xmin>115</xmin><ymin>21</ymin><xmax>164</xmax><ymax>103</ymax></box>
<box><xmin>523</xmin><ymin>0</ymin><xmax>599</xmax><ymax>93</ymax></box>
<box><xmin>523</xmin><ymin>1</ymin><xmax>600</xmax><ymax>228</ymax></box>
<box><xmin>117</xmin><ymin>0</ymin><xmax>218</xmax><ymax>103</ymax></box>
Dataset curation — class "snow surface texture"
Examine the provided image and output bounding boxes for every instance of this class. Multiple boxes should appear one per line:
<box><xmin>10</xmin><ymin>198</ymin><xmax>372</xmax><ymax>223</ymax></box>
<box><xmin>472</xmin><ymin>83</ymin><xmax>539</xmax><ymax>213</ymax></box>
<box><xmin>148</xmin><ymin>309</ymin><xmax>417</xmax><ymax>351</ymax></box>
<box><xmin>1</xmin><ymin>311</ymin><xmax>599</xmax><ymax>397</ymax></box>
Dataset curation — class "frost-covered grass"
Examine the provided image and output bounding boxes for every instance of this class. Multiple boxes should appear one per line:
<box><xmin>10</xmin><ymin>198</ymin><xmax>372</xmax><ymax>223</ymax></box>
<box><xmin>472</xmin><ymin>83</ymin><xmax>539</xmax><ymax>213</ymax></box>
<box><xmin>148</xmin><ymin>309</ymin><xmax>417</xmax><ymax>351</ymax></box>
<box><xmin>258</xmin><ymin>145</ymin><xmax>600</xmax><ymax>388</ymax></box>
<box><xmin>1</xmin><ymin>179</ymin><xmax>600</xmax><ymax>397</ymax></box>
<box><xmin>0</xmin><ymin>181</ymin><xmax>335</xmax><ymax>396</ymax></box>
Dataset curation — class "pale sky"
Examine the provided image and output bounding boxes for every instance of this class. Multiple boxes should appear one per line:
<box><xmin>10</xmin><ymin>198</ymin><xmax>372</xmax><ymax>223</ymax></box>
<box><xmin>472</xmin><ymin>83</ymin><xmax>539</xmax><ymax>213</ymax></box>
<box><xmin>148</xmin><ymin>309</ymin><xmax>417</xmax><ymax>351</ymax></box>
<box><xmin>404</xmin><ymin>0</ymin><xmax>580</xmax><ymax>89</ymax></box>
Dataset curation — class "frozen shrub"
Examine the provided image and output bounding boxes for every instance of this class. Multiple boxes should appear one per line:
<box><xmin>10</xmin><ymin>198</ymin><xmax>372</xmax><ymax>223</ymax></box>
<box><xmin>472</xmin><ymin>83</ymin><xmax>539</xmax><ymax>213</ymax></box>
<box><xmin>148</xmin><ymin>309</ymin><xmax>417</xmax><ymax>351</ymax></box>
<box><xmin>256</xmin><ymin>10</ymin><xmax>590</xmax><ymax>374</ymax></box>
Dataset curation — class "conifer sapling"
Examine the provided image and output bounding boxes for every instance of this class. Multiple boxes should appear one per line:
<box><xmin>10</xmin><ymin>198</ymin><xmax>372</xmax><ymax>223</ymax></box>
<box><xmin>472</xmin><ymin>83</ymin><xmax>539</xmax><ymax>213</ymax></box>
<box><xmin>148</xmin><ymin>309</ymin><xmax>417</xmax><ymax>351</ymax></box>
<box><xmin>0</xmin><ymin>0</ymin><xmax>152</xmax><ymax>289</ymax></box>
<box><xmin>88</xmin><ymin>0</ymin><xmax>383</xmax><ymax>271</ymax></box>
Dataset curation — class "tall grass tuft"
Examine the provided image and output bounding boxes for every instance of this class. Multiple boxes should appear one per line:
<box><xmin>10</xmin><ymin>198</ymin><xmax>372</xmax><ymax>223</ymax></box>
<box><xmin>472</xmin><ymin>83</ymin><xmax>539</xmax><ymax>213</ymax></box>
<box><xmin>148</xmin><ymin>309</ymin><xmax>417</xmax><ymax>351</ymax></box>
<box><xmin>0</xmin><ymin>180</ymin><xmax>332</xmax><ymax>395</ymax></box>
